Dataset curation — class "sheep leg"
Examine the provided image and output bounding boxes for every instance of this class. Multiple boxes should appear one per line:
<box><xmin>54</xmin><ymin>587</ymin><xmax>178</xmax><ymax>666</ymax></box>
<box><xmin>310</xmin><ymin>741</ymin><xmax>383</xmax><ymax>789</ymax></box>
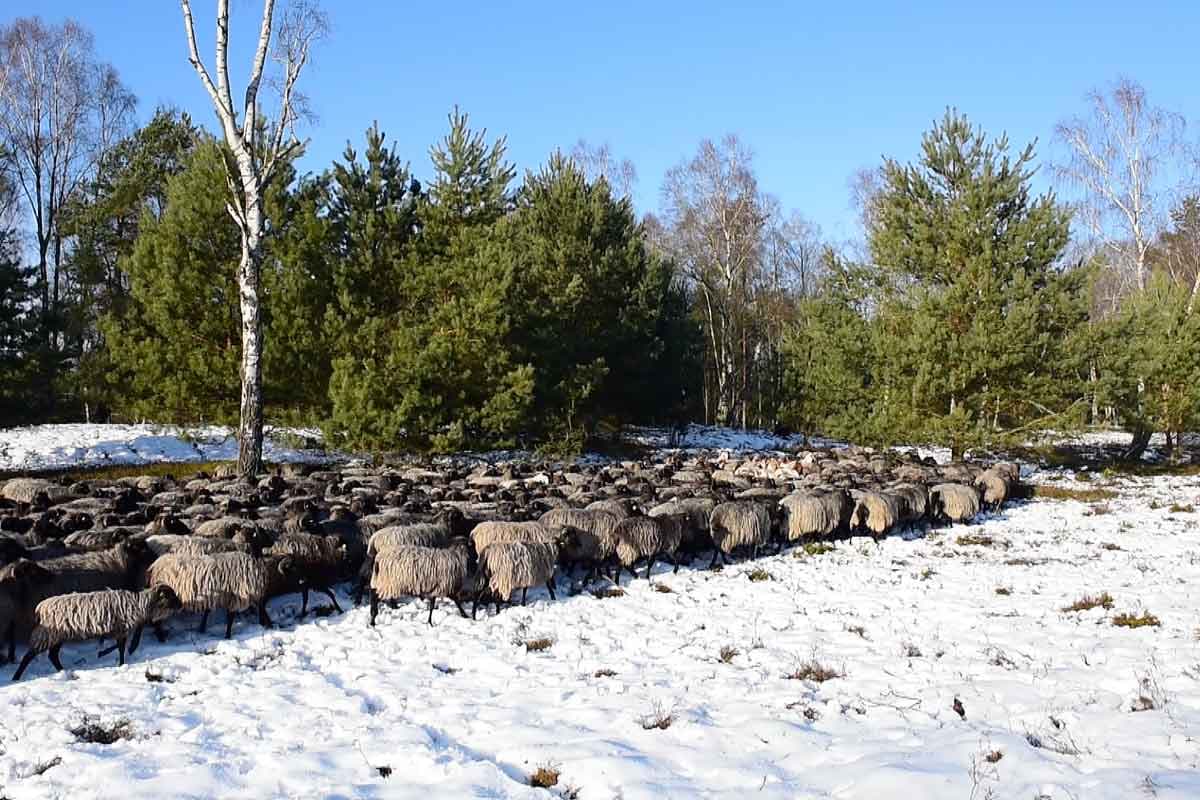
<box><xmin>454</xmin><ymin>598</ymin><xmax>469</xmax><ymax>619</ymax></box>
<box><xmin>129</xmin><ymin>626</ymin><xmax>144</xmax><ymax>655</ymax></box>
<box><xmin>300</xmin><ymin>588</ymin><xmax>310</xmax><ymax>618</ymax></box>
<box><xmin>48</xmin><ymin>645</ymin><xmax>64</xmax><ymax>672</ymax></box>
<box><xmin>668</xmin><ymin>553</ymin><xmax>680</xmax><ymax>574</ymax></box>
<box><xmin>154</xmin><ymin>621</ymin><xmax>169</xmax><ymax>643</ymax></box>
<box><xmin>11</xmin><ymin>648</ymin><xmax>39</xmax><ymax>681</ymax></box>
<box><xmin>520</xmin><ymin>587</ymin><xmax>528</xmax><ymax>606</ymax></box>
<box><xmin>545</xmin><ymin>580</ymin><xmax>557</xmax><ymax>600</ymax></box>
<box><xmin>198</xmin><ymin>611</ymin><xmax>210</xmax><ymax>634</ymax></box>
<box><xmin>320</xmin><ymin>588</ymin><xmax>344</xmax><ymax>614</ymax></box>
<box><xmin>258</xmin><ymin>602</ymin><xmax>273</xmax><ymax>629</ymax></box>
<box><xmin>3</xmin><ymin>621</ymin><xmax>13</xmax><ymax>665</ymax></box>
<box><xmin>708</xmin><ymin>550</ymin><xmax>720</xmax><ymax>570</ymax></box>
<box><xmin>369</xmin><ymin>589</ymin><xmax>380</xmax><ymax>627</ymax></box>
<box><xmin>427</xmin><ymin>598</ymin><xmax>436</xmax><ymax>627</ymax></box>
<box><xmin>644</xmin><ymin>555</ymin><xmax>656</xmax><ymax>580</ymax></box>
<box><xmin>116</xmin><ymin>637</ymin><xmax>127</xmax><ymax>667</ymax></box>
<box><xmin>224</xmin><ymin>610</ymin><xmax>235</xmax><ymax>640</ymax></box>
<box><xmin>469</xmin><ymin>593</ymin><xmax>479</xmax><ymax>620</ymax></box>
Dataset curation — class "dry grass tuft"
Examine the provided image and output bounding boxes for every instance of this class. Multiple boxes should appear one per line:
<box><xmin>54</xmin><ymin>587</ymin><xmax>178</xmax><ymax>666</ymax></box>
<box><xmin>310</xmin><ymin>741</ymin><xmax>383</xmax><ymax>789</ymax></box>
<box><xmin>592</xmin><ymin>587</ymin><xmax>626</xmax><ymax>599</ymax></box>
<box><xmin>524</xmin><ymin>637</ymin><xmax>555</xmax><ymax>652</ymax></box>
<box><xmin>529</xmin><ymin>764</ymin><xmax>560</xmax><ymax>789</ymax></box>
<box><xmin>1168</xmin><ymin>503</ymin><xmax>1195</xmax><ymax>514</ymax></box>
<box><xmin>71</xmin><ymin>716</ymin><xmax>134</xmax><ymax>745</ymax></box>
<box><xmin>1033</xmin><ymin>484</ymin><xmax>1118</xmax><ymax>502</ymax></box>
<box><xmin>747</xmin><ymin>567</ymin><xmax>773</xmax><ymax>582</ymax></box>
<box><xmin>593</xmin><ymin>668</ymin><xmax>617</xmax><ymax>678</ymax></box>
<box><xmin>638</xmin><ymin>701</ymin><xmax>676</xmax><ymax>731</ymax></box>
<box><xmin>718</xmin><ymin>645</ymin><xmax>739</xmax><ymax>663</ymax></box>
<box><xmin>785</xmin><ymin>659</ymin><xmax>844</xmax><ymax>683</ymax></box>
<box><xmin>1062</xmin><ymin>592</ymin><xmax>1114</xmax><ymax>612</ymax></box>
<box><xmin>994</xmin><ymin>586</ymin><xmax>1012</xmax><ymax>596</ymax></box>
<box><xmin>652</xmin><ymin>583</ymin><xmax>673</xmax><ymax>593</ymax></box>
<box><xmin>796</xmin><ymin>541</ymin><xmax>836</xmax><ymax>557</ymax></box>
<box><xmin>1113</xmin><ymin>611</ymin><xmax>1160</xmax><ymax>629</ymax></box>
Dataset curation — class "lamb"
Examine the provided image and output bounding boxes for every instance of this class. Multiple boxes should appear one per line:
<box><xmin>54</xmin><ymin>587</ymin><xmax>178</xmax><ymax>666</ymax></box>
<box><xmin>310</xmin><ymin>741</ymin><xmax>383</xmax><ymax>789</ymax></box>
<box><xmin>973</xmin><ymin>469</ymin><xmax>1012</xmax><ymax>510</ymax></box>
<box><xmin>368</xmin><ymin>539</ymin><xmax>475</xmax><ymax>626</ymax></box>
<box><xmin>470</xmin><ymin>520</ymin><xmax>554</xmax><ymax>554</ymax></box>
<box><xmin>929</xmin><ymin>483</ymin><xmax>982</xmax><ymax>524</ymax></box>
<box><xmin>851</xmin><ymin>491</ymin><xmax>900</xmax><ymax>538</ymax></box>
<box><xmin>266</xmin><ymin>532</ymin><xmax>348</xmax><ymax>617</ymax></box>
<box><xmin>613</xmin><ymin>515</ymin><xmax>684</xmax><ymax>584</ymax></box>
<box><xmin>474</xmin><ymin>532</ymin><xmax>572</xmax><ymax>615</ymax></box>
<box><xmin>1</xmin><ymin>560</ymin><xmax>53</xmax><ymax>664</ymax></box>
<box><xmin>708</xmin><ymin>501</ymin><xmax>771</xmax><ymax>568</ymax></box>
<box><xmin>11</xmin><ymin>585</ymin><xmax>182</xmax><ymax>680</ymax></box>
<box><xmin>146</xmin><ymin>551</ymin><xmax>295</xmax><ymax>639</ymax></box>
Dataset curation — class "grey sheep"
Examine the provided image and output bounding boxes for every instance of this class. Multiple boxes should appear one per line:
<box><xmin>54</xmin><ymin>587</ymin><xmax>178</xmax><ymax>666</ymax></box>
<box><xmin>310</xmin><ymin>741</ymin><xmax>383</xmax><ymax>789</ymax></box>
<box><xmin>193</xmin><ymin>516</ymin><xmax>255</xmax><ymax>539</ymax></box>
<box><xmin>1</xmin><ymin>560</ymin><xmax>53</xmax><ymax>664</ymax></box>
<box><xmin>537</xmin><ymin>508</ymin><xmax>619</xmax><ymax>576</ymax></box>
<box><xmin>11</xmin><ymin>585</ymin><xmax>182</xmax><ymax>680</ymax></box>
<box><xmin>584</xmin><ymin>498</ymin><xmax>639</xmax><ymax>520</ymax></box>
<box><xmin>470</xmin><ymin>520</ymin><xmax>554</xmax><ymax>554</ymax></box>
<box><xmin>708</xmin><ymin>502</ymin><xmax>771</xmax><ymax>568</ymax></box>
<box><xmin>368</xmin><ymin>523</ymin><xmax>448</xmax><ymax>556</ymax></box>
<box><xmin>779</xmin><ymin>491</ymin><xmax>846</xmax><ymax>541</ymax></box>
<box><xmin>62</xmin><ymin>528</ymin><xmax>138</xmax><ymax>552</ymax></box>
<box><xmin>368</xmin><ymin>539</ymin><xmax>475</xmax><ymax>626</ymax></box>
<box><xmin>35</xmin><ymin>539</ymin><xmax>152</xmax><ymax>602</ymax></box>
<box><xmin>929</xmin><ymin>483</ymin><xmax>982</xmax><ymax>524</ymax></box>
<box><xmin>142</xmin><ymin>534</ymin><xmax>251</xmax><ymax>558</ymax></box>
<box><xmin>851</xmin><ymin>491</ymin><xmax>900</xmax><ymax>538</ymax></box>
<box><xmin>146</xmin><ymin>551</ymin><xmax>295</xmax><ymax>639</ymax></box>
<box><xmin>266</xmin><ymin>532</ymin><xmax>348</xmax><ymax>617</ymax></box>
<box><xmin>475</xmin><ymin>532</ymin><xmax>571</xmax><ymax>615</ymax></box>
<box><xmin>648</xmin><ymin>496</ymin><xmax>715</xmax><ymax>552</ymax></box>
<box><xmin>613</xmin><ymin>516</ymin><xmax>683</xmax><ymax>584</ymax></box>
<box><xmin>1</xmin><ymin>479</ymin><xmax>53</xmax><ymax>506</ymax></box>
<box><xmin>888</xmin><ymin>484</ymin><xmax>929</xmax><ymax>524</ymax></box>
<box><xmin>973</xmin><ymin>469</ymin><xmax>1012</xmax><ymax>510</ymax></box>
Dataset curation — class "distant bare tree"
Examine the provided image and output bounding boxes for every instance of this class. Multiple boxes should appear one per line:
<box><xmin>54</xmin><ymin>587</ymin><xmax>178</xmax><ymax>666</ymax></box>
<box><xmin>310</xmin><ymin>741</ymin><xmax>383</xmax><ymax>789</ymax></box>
<box><xmin>0</xmin><ymin>17</ymin><xmax>135</xmax><ymax>336</ymax></box>
<box><xmin>571</xmin><ymin>139</ymin><xmax>637</xmax><ymax>198</ymax></box>
<box><xmin>1054</xmin><ymin>78</ymin><xmax>1185</xmax><ymax>308</ymax></box>
<box><xmin>178</xmin><ymin>0</ymin><xmax>328</xmax><ymax>476</ymax></box>
<box><xmin>660</xmin><ymin>135</ymin><xmax>768</xmax><ymax>426</ymax></box>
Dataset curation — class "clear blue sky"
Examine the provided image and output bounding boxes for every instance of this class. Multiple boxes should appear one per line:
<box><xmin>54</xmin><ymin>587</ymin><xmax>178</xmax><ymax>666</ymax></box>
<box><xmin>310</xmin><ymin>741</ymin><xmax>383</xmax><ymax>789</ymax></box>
<box><xmin>20</xmin><ymin>1</ymin><xmax>1200</xmax><ymax>242</ymax></box>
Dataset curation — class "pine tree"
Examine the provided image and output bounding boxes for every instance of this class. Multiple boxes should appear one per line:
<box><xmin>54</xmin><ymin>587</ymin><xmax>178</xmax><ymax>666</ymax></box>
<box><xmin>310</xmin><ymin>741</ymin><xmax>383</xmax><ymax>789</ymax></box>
<box><xmin>867</xmin><ymin>110</ymin><xmax>1083</xmax><ymax>454</ymax></box>
<box><xmin>0</xmin><ymin>227</ymin><xmax>47</xmax><ymax>425</ymax></box>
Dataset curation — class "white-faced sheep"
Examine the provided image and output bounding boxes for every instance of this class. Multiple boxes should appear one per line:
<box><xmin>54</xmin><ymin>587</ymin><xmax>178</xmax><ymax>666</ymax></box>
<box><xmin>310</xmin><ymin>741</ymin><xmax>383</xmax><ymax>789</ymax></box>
<box><xmin>613</xmin><ymin>515</ymin><xmax>684</xmax><ymax>584</ymax></box>
<box><xmin>368</xmin><ymin>539</ymin><xmax>475</xmax><ymax>626</ymax></box>
<box><xmin>146</xmin><ymin>551</ymin><xmax>296</xmax><ymax>639</ymax></box>
<box><xmin>11</xmin><ymin>585</ymin><xmax>182</xmax><ymax>680</ymax></box>
<box><xmin>708</xmin><ymin>502</ymin><xmax>771</xmax><ymax>568</ymax></box>
<box><xmin>929</xmin><ymin>483</ymin><xmax>982</xmax><ymax>524</ymax></box>
<box><xmin>474</xmin><ymin>532</ymin><xmax>572</xmax><ymax>616</ymax></box>
<box><xmin>851</xmin><ymin>491</ymin><xmax>900</xmax><ymax>538</ymax></box>
<box><xmin>1</xmin><ymin>560</ymin><xmax>53</xmax><ymax>664</ymax></box>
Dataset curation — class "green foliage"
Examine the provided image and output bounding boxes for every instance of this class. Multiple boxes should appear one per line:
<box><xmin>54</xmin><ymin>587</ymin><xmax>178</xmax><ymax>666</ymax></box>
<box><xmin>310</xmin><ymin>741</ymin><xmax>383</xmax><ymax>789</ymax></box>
<box><xmin>0</xmin><ymin>228</ymin><xmax>52</xmax><ymax>425</ymax></box>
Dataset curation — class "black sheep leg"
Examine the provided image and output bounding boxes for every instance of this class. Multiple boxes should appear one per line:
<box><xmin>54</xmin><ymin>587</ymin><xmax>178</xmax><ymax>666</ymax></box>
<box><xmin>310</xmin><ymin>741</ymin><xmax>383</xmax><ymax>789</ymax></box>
<box><xmin>708</xmin><ymin>549</ymin><xmax>720</xmax><ymax>570</ymax></box>
<box><xmin>369</xmin><ymin>589</ymin><xmax>380</xmax><ymax>627</ymax></box>
<box><xmin>48</xmin><ymin>644</ymin><xmax>64</xmax><ymax>672</ymax></box>
<box><xmin>427</xmin><ymin>597</ymin><xmax>436</xmax><ymax>626</ymax></box>
<box><xmin>669</xmin><ymin>553</ymin><xmax>680</xmax><ymax>574</ymax></box>
<box><xmin>225</xmin><ymin>610</ymin><xmax>235</xmax><ymax>640</ymax></box>
<box><xmin>198</xmin><ymin>611</ymin><xmax>210</xmax><ymax>634</ymax></box>
<box><xmin>11</xmin><ymin>647</ymin><xmax>39</xmax><ymax>681</ymax></box>
<box><xmin>3</xmin><ymin>621</ymin><xmax>13</xmax><ymax>665</ymax></box>
<box><xmin>116</xmin><ymin>637</ymin><xmax>127</xmax><ymax>666</ymax></box>
<box><xmin>258</xmin><ymin>602</ymin><xmax>273</xmax><ymax>629</ymax></box>
<box><xmin>545</xmin><ymin>579</ymin><xmax>557</xmax><ymax>601</ymax></box>
<box><xmin>300</xmin><ymin>588</ymin><xmax>310</xmax><ymax>618</ymax></box>
<box><xmin>321</xmin><ymin>588</ymin><xmax>344</xmax><ymax>614</ymax></box>
<box><xmin>454</xmin><ymin>598</ymin><xmax>469</xmax><ymax>619</ymax></box>
<box><xmin>154</xmin><ymin>621</ymin><xmax>169</xmax><ymax>643</ymax></box>
<box><xmin>129</xmin><ymin>626</ymin><xmax>144</xmax><ymax>655</ymax></box>
<box><xmin>644</xmin><ymin>555</ymin><xmax>656</xmax><ymax>580</ymax></box>
<box><xmin>520</xmin><ymin>587</ymin><xmax>528</xmax><ymax>606</ymax></box>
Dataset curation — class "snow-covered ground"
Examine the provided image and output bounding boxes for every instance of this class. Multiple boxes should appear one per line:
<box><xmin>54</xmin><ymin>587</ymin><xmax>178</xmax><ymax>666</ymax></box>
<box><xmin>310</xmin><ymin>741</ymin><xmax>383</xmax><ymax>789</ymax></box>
<box><xmin>2</xmin><ymin>468</ymin><xmax>1199</xmax><ymax>799</ymax></box>
<box><xmin>0</xmin><ymin>424</ymin><xmax>333</xmax><ymax>472</ymax></box>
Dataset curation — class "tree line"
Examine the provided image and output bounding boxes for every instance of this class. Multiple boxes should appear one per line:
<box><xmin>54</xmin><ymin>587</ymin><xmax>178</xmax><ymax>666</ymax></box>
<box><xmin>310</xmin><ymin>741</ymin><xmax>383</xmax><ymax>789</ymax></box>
<box><xmin>1</xmin><ymin>14</ymin><xmax>1197</xmax><ymax>461</ymax></box>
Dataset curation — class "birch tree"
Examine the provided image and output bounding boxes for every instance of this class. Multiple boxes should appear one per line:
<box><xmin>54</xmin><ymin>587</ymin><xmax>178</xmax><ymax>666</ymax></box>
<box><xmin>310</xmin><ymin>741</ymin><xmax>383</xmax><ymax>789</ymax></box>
<box><xmin>659</xmin><ymin>135</ymin><xmax>767</xmax><ymax>426</ymax></box>
<box><xmin>177</xmin><ymin>0</ymin><xmax>327</xmax><ymax>476</ymax></box>
<box><xmin>1053</xmin><ymin>79</ymin><xmax>1185</xmax><ymax>309</ymax></box>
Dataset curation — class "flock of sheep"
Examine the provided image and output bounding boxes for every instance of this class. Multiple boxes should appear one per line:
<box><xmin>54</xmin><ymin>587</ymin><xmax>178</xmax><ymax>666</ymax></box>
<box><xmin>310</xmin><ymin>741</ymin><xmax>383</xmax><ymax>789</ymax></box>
<box><xmin>0</xmin><ymin>448</ymin><xmax>1022</xmax><ymax>681</ymax></box>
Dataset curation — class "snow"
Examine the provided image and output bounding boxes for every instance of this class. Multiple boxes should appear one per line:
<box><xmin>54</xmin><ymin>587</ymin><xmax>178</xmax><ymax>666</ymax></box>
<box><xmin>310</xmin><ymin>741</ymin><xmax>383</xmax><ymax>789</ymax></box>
<box><xmin>0</xmin><ymin>424</ymin><xmax>334</xmax><ymax>472</ymax></box>
<box><xmin>3</xmin><ymin>467</ymin><xmax>1200</xmax><ymax>798</ymax></box>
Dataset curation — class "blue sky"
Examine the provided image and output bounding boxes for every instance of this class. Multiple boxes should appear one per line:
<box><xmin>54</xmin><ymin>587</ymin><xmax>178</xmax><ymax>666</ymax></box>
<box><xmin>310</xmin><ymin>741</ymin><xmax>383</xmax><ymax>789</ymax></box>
<box><xmin>21</xmin><ymin>1</ymin><xmax>1200</xmax><ymax>242</ymax></box>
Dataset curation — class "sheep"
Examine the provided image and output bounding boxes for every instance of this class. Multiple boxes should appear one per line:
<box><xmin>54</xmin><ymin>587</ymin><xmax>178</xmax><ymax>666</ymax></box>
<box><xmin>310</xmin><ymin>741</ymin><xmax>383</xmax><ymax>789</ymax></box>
<box><xmin>1</xmin><ymin>560</ymin><xmax>53</xmax><ymax>664</ymax></box>
<box><xmin>11</xmin><ymin>585</ymin><xmax>182</xmax><ymax>680</ymax></box>
<box><xmin>888</xmin><ymin>483</ymin><xmax>928</xmax><ymax>524</ymax></box>
<box><xmin>470</xmin><ymin>520</ymin><xmax>554</xmax><ymax>554</ymax></box>
<box><xmin>266</xmin><ymin>532</ymin><xmax>348</xmax><ymax>617</ymax></box>
<box><xmin>368</xmin><ymin>539</ymin><xmax>475</xmax><ymax>626</ymax></box>
<box><xmin>613</xmin><ymin>516</ymin><xmax>684</xmax><ymax>584</ymax></box>
<box><xmin>146</xmin><ymin>551</ymin><xmax>296</xmax><ymax>639</ymax></box>
<box><xmin>474</xmin><ymin>532</ymin><xmax>572</xmax><ymax>615</ymax></box>
<box><xmin>851</xmin><ymin>491</ymin><xmax>900</xmax><ymax>538</ymax></box>
<box><xmin>62</xmin><ymin>528</ymin><xmax>138</xmax><ymax>552</ymax></box>
<box><xmin>779</xmin><ymin>491</ymin><xmax>845</xmax><ymax>541</ymax></box>
<box><xmin>584</xmin><ymin>498</ymin><xmax>639</xmax><ymax>520</ymax></box>
<box><xmin>0</xmin><ymin>535</ymin><xmax>30</xmax><ymax>567</ymax></box>
<box><xmin>1</xmin><ymin>479</ymin><xmax>53</xmax><ymax>506</ymax></box>
<box><xmin>929</xmin><ymin>483</ymin><xmax>982</xmax><ymax>524</ymax></box>
<box><xmin>708</xmin><ymin>502</ymin><xmax>771</xmax><ymax>568</ymax></box>
<box><xmin>142</xmin><ymin>534</ymin><xmax>250</xmax><ymax>558</ymax></box>
<box><xmin>648</xmin><ymin>496</ymin><xmax>715</xmax><ymax>553</ymax></box>
<box><xmin>368</xmin><ymin>523</ymin><xmax>448</xmax><ymax>556</ymax></box>
<box><xmin>974</xmin><ymin>469</ymin><xmax>1012</xmax><ymax>511</ymax></box>
<box><xmin>537</xmin><ymin>508</ymin><xmax>619</xmax><ymax>578</ymax></box>
<box><xmin>193</xmin><ymin>516</ymin><xmax>255</xmax><ymax>539</ymax></box>
<box><xmin>35</xmin><ymin>539</ymin><xmax>152</xmax><ymax>601</ymax></box>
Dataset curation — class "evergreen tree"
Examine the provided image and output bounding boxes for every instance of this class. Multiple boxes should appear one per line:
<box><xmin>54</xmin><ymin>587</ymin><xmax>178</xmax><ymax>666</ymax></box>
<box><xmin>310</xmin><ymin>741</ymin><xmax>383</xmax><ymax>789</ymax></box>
<box><xmin>867</xmin><ymin>110</ymin><xmax>1084</xmax><ymax>454</ymax></box>
<box><xmin>0</xmin><ymin>227</ymin><xmax>47</xmax><ymax>425</ymax></box>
